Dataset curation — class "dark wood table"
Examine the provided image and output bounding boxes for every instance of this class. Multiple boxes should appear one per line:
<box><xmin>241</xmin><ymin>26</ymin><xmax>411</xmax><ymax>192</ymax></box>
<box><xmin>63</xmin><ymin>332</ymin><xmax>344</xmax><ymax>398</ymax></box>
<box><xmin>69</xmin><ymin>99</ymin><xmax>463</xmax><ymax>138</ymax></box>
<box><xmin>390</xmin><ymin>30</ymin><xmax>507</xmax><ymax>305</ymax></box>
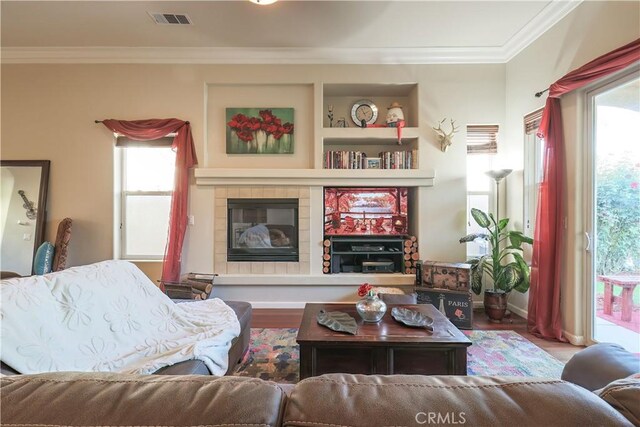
<box><xmin>296</xmin><ymin>303</ymin><xmax>471</xmax><ymax>379</ymax></box>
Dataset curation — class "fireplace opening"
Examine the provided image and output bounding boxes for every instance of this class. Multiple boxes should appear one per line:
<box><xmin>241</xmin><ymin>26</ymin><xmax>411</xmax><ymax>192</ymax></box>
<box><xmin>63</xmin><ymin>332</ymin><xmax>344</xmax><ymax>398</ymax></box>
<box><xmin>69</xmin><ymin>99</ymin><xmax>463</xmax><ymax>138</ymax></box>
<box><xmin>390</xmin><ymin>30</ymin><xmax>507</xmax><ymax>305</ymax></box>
<box><xmin>227</xmin><ymin>198</ymin><xmax>299</xmax><ymax>262</ymax></box>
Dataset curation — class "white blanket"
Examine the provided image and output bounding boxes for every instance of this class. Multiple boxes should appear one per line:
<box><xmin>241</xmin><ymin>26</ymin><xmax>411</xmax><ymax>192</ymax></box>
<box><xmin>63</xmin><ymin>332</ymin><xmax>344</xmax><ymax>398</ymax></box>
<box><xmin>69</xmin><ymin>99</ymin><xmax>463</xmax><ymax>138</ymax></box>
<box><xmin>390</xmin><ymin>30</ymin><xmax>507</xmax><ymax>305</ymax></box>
<box><xmin>0</xmin><ymin>260</ymin><xmax>240</xmax><ymax>375</ymax></box>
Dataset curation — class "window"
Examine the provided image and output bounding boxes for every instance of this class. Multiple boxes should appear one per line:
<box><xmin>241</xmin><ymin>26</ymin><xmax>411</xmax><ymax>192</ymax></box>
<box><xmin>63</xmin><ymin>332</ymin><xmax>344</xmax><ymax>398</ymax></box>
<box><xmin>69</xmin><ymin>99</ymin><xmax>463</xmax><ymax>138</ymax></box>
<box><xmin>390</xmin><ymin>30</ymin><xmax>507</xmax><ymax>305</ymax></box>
<box><xmin>466</xmin><ymin>124</ymin><xmax>499</xmax><ymax>258</ymax></box>
<box><xmin>116</xmin><ymin>141</ymin><xmax>175</xmax><ymax>260</ymax></box>
<box><xmin>523</xmin><ymin>109</ymin><xmax>544</xmax><ymax>240</ymax></box>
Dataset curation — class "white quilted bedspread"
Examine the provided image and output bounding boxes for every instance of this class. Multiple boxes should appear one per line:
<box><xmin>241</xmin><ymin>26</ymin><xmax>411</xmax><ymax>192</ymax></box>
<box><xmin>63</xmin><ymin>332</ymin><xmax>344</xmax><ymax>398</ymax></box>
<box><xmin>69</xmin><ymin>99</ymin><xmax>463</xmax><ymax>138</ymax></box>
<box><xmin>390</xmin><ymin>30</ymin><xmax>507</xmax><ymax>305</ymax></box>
<box><xmin>0</xmin><ymin>260</ymin><xmax>240</xmax><ymax>375</ymax></box>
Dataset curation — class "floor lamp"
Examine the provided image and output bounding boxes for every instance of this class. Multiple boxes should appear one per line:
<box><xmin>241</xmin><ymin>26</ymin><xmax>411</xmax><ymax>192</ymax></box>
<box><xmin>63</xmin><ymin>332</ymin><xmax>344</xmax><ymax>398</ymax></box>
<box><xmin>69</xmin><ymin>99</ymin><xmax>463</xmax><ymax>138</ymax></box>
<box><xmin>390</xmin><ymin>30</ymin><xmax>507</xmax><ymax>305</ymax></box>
<box><xmin>485</xmin><ymin>169</ymin><xmax>512</xmax><ymax>218</ymax></box>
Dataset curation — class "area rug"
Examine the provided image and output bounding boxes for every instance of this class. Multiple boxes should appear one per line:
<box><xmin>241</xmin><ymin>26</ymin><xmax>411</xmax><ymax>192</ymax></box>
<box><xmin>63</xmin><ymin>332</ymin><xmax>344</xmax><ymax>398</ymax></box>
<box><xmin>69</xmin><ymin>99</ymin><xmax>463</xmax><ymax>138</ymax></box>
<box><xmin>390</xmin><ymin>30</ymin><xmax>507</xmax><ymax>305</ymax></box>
<box><xmin>231</xmin><ymin>328</ymin><xmax>565</xmax><ymax>383</ymax></box>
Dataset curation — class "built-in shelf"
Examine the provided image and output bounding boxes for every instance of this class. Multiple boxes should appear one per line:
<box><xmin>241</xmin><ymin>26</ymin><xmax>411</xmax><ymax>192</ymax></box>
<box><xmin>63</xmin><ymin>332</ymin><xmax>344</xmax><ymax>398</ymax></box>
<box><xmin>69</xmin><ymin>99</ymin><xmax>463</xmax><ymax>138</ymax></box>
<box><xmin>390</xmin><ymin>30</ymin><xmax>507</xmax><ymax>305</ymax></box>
<box><xmin>321</xmin><ymin>127</ymin><xmax>420</xmax><ymax>141</ymax></box>
<box><xmin>195</xmin><ymin>168</ymin><xmax>435</xmax><ymax>187</ymax></box>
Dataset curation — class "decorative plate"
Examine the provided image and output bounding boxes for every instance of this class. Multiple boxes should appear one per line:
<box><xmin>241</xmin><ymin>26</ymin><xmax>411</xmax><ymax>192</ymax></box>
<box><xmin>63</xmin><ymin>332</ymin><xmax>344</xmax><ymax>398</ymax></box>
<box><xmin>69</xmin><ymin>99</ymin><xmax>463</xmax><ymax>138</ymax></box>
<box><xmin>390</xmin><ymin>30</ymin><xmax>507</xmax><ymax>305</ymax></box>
<box><xmin>391</xmin><ymin>307</ymin><xmax>434</xmax><ymax>331</ymax></box>
<box><xmin>316</xmin><ymin>310</ymin><xmax>358</xmax><ymax>335</ymax></box>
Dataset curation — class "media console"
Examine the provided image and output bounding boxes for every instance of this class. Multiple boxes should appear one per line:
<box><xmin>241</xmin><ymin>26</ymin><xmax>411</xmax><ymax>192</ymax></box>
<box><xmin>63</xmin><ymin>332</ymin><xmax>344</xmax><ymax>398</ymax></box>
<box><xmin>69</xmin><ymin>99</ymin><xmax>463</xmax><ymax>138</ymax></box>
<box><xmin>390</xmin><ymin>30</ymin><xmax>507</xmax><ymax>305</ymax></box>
<box><xmin>324</xmin><ymin>235</ymin><xmax>407</xmax><ymax>274</ymax></box>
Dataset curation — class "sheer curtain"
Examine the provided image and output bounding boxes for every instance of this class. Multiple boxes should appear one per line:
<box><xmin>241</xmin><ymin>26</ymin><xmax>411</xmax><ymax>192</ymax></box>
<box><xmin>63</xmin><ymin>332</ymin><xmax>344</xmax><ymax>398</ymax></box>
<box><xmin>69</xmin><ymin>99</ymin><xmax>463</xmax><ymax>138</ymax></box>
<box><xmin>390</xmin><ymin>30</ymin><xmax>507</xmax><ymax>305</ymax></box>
<box><xmin>529</xmin><ymin>39</ymin><xmax>640</xmax><ymax>341</ymax></box>
<box><xmin>102</xmin><ymin>119</ymin><xmax>197</xmax><ymax>286</ymax></box>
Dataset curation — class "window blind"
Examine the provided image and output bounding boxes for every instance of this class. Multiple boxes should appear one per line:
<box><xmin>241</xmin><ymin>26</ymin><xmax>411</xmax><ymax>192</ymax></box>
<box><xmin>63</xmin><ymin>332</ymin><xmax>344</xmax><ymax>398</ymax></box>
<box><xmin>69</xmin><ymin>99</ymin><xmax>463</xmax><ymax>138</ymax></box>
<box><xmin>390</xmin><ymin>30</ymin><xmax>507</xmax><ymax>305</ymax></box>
<box><xmin>466</xmin><ymin>125</ymin><xmax>499</xmax><ymax>154</ymax></box>
<box><xmin>524</xmin><ymin>109</ymin><xmax>544</xmax><ymax>135</ymax></box>
<box><xmin>115</xmin><ymin>135</ymin><xmax>174</xmax><ymax>147</ymax></box>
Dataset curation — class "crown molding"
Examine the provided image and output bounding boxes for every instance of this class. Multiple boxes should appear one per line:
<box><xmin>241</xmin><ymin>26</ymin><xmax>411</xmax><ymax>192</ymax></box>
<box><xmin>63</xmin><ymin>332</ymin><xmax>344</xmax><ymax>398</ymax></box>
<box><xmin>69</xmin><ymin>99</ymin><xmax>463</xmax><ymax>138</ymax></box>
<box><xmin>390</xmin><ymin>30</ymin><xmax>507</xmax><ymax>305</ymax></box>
<box><xmin>1</xmin><ymin>46</ymin><xmax>507</xmax><ymax>64</ymax></box>
<box><xmin>1</xmin><ymin>1</ymin><xmax>583</xmax><ymax>65</ymax></box>
<box><xmin>502</xmin><ymin>0</ymin><xmax>583</xmax><ymax>62</ymax></box>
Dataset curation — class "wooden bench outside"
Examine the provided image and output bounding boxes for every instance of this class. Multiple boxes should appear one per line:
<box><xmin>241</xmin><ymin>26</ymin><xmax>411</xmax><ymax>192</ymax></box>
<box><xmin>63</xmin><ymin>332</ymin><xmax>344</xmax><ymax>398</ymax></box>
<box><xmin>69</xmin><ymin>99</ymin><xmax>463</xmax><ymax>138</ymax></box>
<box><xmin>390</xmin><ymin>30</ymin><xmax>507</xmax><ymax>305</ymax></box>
<box><xmin>599</xmin><ymin>275</ymin><xmax>640</xmax><ymax>322</ymax></box>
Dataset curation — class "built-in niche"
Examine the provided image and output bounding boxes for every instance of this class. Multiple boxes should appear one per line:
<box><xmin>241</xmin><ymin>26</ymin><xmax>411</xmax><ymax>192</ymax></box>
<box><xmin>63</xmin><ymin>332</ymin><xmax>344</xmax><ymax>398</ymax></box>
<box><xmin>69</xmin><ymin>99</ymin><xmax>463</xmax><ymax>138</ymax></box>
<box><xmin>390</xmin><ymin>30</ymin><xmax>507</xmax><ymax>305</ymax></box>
<box><xmin>322</xmin><ymin>187</ymin><xmax>417</xmax><ymax>275</ymax></box>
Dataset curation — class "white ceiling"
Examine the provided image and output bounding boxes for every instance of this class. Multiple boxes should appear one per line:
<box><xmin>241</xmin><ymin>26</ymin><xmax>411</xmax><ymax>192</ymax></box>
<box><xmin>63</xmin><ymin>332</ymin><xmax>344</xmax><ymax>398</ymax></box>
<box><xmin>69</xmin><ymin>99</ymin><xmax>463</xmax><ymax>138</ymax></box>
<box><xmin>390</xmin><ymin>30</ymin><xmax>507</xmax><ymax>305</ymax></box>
<box><xmin>0</xmin><ymin>1</ymin><xmax>583</xmax><ymax>64</ymax></box>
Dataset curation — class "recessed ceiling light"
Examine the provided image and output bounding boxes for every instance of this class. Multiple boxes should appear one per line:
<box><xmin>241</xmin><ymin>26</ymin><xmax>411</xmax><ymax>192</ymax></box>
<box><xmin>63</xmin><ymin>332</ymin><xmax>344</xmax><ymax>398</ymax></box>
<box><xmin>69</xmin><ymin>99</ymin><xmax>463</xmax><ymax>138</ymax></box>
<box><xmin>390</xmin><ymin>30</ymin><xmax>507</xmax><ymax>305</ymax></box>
<box><xmin>250</xmin><ymin>0</ymin><xmax>278</xmax><ymax>5</ymax></box>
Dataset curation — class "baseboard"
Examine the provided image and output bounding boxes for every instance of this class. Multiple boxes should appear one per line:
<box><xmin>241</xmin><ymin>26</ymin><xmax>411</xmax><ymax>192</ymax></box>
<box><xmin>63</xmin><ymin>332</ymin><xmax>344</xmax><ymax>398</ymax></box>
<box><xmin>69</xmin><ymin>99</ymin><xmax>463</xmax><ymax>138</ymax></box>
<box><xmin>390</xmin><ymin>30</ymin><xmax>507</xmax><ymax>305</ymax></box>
<box><xmin>563</xmin><ymin>331</ymin><xmax>586</xmax><ymax>346</ymax></box>
<box><xmin>507</xmin><ymin>302</ymin><xmax>528</xmax><ymax>319</ymax></box>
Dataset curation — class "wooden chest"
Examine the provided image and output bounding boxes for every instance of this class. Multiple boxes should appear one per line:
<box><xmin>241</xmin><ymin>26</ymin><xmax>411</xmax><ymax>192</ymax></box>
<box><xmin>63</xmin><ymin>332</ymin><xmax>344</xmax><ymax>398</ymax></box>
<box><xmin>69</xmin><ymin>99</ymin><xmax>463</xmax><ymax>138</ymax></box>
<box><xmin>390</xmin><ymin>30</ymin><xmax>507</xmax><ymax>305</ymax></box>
<box><xmin>415</xmin><ymin>287</ymin><xmax>473</xmax><ymax>330</ymax></box>
<box><xmin>422</xmin><ymin>261</ymin><xmax>471</xmax><ymax>293</ymax></box>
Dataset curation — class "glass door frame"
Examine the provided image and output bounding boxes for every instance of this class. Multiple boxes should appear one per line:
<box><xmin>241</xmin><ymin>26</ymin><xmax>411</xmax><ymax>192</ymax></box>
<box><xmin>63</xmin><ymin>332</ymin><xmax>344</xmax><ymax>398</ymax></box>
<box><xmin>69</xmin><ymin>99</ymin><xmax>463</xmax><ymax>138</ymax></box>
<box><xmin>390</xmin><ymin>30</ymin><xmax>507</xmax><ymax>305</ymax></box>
<box><xmin>584</xmin><ymin>66</ymin><xmax>640</xmax><ymax>345</ymax></box>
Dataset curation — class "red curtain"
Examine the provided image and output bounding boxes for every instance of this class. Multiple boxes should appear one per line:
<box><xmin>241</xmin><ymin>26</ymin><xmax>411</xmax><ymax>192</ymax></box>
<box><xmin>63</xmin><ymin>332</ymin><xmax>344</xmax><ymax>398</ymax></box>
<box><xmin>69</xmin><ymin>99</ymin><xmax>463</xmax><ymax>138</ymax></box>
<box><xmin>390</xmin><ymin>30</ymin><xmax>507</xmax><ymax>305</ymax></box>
<box><xmin>529</xmin><ymin>38</ymin><xmax>640</xmax><ymax>341</ymax></box>
<box><xmin>102</xmin><ymin>119</ymin><xmax>198</xmax><ymax>285</ymax></box>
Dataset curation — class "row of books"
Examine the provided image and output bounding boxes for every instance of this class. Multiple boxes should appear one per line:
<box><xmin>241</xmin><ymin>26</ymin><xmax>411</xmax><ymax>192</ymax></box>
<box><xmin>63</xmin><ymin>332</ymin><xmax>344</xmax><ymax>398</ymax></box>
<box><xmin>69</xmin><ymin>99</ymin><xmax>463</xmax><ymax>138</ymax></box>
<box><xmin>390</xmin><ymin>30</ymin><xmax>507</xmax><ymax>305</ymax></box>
<box><xmin>379</xmin><ymin>149</ymin><xmax>418</xmax><ymax>170</ymax></box>
<box><xmin>323</xmin><ymin>150</ymin><xmax>368</xmax><ymax>169</ymax></box>
<box><xmin>323</xmin><ymin>149</ymin><xmax>418</xmax><ymax>170</ymax></box>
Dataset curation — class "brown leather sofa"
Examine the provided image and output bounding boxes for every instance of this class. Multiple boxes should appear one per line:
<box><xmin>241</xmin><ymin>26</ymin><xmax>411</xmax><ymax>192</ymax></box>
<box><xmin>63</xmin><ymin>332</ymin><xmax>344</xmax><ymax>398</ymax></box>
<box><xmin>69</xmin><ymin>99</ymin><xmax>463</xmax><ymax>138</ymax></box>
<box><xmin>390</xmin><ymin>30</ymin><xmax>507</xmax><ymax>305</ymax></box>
<box><xmin>0</xmin><ymin>300</ymin><xmax>252</xmax><ymax>377</ymax></box>
<box><xmin>1</xmin><ymin>344</ymin><xmax>638</xmax><ymax>427</ymax></box>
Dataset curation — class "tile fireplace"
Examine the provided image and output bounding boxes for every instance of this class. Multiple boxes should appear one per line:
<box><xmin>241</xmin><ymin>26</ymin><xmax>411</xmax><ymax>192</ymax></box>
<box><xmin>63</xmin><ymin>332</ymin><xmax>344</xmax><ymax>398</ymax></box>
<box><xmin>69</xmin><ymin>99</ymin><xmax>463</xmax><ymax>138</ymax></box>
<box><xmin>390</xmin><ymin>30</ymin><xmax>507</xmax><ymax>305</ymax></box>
<box><xmin>214</xmin><ymin>186</ymin><xmax>310</xmax><ymax>275</ymax></box>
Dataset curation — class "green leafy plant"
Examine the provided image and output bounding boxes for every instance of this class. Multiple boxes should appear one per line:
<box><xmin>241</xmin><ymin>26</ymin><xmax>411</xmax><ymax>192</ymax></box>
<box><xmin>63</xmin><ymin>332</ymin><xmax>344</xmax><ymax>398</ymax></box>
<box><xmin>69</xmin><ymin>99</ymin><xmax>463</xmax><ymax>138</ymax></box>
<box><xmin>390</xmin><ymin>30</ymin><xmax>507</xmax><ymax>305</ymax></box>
<box><xmin>596</xmin><ymin>157</ymin><xmax>640</xmax><ymax>275</ymax></box>
<box><xmin>460</xmin><ymin>208</ymin><xmax>533</xmax><ymax>295</ymax></box>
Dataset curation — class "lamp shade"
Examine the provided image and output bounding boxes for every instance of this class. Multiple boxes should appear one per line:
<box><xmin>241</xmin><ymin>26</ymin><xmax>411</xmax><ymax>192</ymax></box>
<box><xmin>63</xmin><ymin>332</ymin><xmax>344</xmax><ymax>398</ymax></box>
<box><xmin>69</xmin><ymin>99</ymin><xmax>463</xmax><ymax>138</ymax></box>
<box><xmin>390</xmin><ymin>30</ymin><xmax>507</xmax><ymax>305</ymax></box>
<box><xmin>485</xmin><ymin>169</ymin><xmax>513</xmax><ymax>182</ymax></box>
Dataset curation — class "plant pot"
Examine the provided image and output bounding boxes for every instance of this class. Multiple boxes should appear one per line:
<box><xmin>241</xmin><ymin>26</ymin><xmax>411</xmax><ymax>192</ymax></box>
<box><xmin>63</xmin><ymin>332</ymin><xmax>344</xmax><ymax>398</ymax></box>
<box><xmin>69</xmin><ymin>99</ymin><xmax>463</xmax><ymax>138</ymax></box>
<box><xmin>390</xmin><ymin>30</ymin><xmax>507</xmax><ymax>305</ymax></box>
<box><xmin>484</xmin><ymin>290</ymin><xmax>508</xmax><ymax>323</ymax></box>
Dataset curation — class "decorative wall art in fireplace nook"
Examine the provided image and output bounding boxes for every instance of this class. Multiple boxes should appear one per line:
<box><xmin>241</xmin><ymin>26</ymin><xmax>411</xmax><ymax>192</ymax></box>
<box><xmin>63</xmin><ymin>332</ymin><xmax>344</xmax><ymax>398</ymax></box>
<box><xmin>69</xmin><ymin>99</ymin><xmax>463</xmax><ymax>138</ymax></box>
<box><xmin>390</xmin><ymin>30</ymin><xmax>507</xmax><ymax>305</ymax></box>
<box><xmin>324</xmin><ymin>187</ymin><xmax>409</xmax><ymax>236</ymax></box>
<box><xmin>226</xmin><ymin>108</ymin><xmax>294</xmax><ymax>154</ymax></box>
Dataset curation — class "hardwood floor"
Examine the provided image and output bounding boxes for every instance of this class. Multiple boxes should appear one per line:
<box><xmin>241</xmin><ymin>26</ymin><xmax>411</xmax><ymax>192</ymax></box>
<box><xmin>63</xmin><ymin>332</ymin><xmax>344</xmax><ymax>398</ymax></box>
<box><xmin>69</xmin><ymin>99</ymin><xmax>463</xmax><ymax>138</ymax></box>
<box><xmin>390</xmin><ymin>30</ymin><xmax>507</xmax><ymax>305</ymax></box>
<box><xmin>251</xmin><ymin>308</ymin><xmax>583</xmax><ymax>362</ymax></box>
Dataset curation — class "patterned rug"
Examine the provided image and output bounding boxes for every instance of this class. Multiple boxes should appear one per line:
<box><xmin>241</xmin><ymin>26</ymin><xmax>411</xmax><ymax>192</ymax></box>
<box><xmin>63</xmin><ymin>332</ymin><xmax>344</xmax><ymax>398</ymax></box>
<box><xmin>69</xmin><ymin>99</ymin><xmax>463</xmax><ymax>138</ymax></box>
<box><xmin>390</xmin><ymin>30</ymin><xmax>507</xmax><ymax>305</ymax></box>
<box><xmin>232</xmin><ymin>328</ymin><xmax>565</xmax><ymax>383</ymax></box>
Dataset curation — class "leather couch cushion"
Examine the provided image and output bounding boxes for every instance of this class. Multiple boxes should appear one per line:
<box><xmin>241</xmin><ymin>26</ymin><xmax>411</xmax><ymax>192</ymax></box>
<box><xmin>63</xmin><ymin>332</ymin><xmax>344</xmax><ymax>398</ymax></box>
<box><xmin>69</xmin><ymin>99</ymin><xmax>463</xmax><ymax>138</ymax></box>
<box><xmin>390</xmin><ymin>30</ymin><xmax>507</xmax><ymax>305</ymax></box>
<box><xmin>1</xmin><ymin>372</ymin><xmax>285</xmax><ymax>427</ymax></box>
<box><xmin>225</xmin><ymin>300</ymin><xmax>252</xmax><ymax>331</ymax></box>
<box><xmin>562</xmin><ymin>343</ymin><xmax>640</xmax><ymax>391</ymax></box>
<box><xmin>596</xmin><ymin>374</ymin><xmax>640</xmax><ymax>426</ymax></box>
<box><xmin>0</xmin><ymin>361</ymin><xmax>19</xmax><ymax>376</ymax></box>
<box><xmin>283</xmin><ymin>374</ymin><xmax>632</xmax><ymax>427</ymax></box>
<box><xmin>154</xmin><ymin>359</ymin><xmax>210</xmax><ymax>375</ymax></box>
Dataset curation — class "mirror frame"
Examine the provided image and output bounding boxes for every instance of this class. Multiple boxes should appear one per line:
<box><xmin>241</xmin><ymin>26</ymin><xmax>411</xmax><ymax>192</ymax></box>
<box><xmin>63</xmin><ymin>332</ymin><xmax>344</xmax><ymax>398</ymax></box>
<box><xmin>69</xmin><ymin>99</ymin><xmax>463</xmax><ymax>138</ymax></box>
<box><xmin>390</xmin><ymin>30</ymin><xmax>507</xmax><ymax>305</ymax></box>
<box><xmin>1</xmin><ymin>160</ymin><xmax>51</xmax><ymax>274</ymax></box>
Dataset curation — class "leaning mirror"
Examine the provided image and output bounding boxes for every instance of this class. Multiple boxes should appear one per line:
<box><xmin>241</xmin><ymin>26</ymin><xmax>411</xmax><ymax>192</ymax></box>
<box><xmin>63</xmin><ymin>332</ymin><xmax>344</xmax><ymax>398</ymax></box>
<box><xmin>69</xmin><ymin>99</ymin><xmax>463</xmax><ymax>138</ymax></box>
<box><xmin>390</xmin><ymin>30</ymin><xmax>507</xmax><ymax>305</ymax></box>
<box><xmin>1</xmin><ymin>160</ymin><xmax>50</xmax><ymax>276</ymax></box>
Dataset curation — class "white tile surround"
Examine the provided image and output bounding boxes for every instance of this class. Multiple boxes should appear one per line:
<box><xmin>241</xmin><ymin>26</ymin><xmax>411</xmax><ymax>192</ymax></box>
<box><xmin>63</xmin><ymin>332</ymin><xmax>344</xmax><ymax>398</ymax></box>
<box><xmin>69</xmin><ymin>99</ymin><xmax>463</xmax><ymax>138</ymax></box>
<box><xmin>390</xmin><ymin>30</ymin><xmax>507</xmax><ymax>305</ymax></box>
<box><xmin>214</xmin><ymin>186</ymin><xmax>311</xmax><ymax>275</ymax></box>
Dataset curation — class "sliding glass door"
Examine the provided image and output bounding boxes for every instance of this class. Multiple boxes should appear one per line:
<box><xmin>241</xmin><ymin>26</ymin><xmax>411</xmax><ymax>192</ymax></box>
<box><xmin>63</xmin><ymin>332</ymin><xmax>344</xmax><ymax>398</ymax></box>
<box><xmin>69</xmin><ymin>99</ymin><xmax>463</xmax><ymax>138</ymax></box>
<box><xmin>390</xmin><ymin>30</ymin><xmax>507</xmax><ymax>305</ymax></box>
<box><xmin>586</xmin><ymin>70</ymin><xmax>640</xmax><ymax>352</ymax></box>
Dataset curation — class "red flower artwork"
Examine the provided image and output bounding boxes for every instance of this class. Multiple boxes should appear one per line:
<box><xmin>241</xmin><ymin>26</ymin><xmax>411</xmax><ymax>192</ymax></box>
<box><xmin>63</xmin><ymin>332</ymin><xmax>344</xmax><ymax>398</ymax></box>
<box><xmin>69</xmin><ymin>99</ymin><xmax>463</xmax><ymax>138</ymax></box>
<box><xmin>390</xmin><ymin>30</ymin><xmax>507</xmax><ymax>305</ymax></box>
<box><xmin>227</xmin><ymin>108</ymin><xmax>294</xmax><ymax>154</ymax></box>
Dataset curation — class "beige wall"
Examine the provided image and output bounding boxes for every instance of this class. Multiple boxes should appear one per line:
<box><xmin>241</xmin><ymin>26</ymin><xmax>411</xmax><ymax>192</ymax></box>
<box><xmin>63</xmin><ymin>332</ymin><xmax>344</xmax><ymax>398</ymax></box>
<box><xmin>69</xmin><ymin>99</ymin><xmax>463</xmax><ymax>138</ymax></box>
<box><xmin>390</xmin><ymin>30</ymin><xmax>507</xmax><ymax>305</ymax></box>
<box><xmin>503</xmin><ymin>1</ymin><xmax>640</xmax><ymax>340</ymax></box>
<box><xmin>5</xmin><ymin>1</ymin><xmax>634</xmax><ymax>308</ymax></box>
<box><xmin>1</xmin><ymin>63</ymin><xmax>505</xmax><ymax>304</ymax></box>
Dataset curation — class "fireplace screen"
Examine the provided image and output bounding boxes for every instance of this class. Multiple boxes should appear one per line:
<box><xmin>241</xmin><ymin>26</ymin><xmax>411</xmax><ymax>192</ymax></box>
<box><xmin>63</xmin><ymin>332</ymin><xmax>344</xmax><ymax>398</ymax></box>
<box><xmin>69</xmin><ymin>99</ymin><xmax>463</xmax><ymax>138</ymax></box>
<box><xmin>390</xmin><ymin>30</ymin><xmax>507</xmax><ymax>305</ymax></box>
<box><xmin>227</xmin><ymin>198</ymin><xmax>299</xmax><ymax>262</ymax></box>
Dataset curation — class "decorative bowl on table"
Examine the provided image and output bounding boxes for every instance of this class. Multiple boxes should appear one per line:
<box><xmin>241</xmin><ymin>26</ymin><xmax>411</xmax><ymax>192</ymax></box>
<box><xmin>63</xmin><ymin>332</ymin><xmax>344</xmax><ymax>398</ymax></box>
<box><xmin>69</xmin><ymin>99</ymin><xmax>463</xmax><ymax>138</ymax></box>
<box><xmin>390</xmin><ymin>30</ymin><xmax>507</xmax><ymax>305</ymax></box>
<box><xmin>391</xmin><ymin>307</ymin><xmax>434</xmax><ymax>332</ymax></box>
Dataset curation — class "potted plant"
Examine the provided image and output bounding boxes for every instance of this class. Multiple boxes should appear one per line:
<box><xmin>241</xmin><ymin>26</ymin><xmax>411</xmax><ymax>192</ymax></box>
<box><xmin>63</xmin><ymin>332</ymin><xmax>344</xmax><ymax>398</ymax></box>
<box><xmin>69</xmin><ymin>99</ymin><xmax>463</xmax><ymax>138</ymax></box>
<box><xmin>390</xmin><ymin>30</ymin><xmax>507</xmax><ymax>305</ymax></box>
<box><xmin>460</xmin><ymin>208</ymin><xmax>533</xmax><ymax>322</ymax></box>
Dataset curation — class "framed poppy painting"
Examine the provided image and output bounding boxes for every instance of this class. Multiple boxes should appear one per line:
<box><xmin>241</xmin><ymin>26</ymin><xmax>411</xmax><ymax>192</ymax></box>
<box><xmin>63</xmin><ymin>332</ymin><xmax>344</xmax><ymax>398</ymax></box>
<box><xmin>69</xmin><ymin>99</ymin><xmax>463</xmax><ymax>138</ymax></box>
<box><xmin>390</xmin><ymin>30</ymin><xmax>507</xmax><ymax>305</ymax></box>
<box><xmin>226</xmin><ymin>108</ymin><xmax>294</xmax><ymax>154</ymax></box>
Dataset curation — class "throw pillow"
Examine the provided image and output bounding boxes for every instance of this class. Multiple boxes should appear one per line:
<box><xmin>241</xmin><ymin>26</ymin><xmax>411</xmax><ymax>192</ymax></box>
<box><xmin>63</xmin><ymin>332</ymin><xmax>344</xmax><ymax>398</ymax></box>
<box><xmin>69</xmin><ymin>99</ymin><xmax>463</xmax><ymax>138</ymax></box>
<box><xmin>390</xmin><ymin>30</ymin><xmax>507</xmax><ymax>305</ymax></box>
<box><xmin>52</xmin><ymin>218</ymin><xmax>72</xmax><ymax>271</ymax></box>
<box><xmin>34</xmin><ymin>242</ymin><xmax>55</xmax><ymax>275</ymax></box>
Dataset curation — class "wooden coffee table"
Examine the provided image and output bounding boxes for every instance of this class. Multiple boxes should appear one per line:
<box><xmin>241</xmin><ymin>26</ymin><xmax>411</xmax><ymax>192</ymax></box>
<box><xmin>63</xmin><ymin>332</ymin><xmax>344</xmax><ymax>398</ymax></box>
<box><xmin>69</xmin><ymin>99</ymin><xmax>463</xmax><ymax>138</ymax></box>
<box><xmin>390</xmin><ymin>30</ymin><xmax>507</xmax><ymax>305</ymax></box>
<box><xmin>296</xmin><ymin>303</ymin><xmax>471</xmax><ymax>379</ymax></box>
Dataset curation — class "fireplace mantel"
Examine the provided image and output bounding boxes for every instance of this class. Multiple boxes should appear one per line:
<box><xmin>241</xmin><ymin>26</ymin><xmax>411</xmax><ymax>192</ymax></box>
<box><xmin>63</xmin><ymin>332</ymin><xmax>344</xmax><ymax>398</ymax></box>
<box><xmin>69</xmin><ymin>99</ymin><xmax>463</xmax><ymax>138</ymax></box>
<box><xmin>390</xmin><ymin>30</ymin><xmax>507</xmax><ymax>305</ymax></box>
<box><xmin>195</xmin><ymin>168</ymin><xmax>436</xmax><ymax>187</ymax></box>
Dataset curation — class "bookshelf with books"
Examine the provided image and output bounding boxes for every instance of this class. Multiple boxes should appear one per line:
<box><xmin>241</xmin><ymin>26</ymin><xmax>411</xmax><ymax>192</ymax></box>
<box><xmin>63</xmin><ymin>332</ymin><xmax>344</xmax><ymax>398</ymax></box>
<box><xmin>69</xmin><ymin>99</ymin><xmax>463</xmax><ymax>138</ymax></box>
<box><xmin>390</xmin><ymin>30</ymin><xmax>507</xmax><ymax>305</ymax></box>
<box><xmin>321</xmin><ymin>83</ymin><xmax>421</xmax><ymax>171</ymax></box>
<box><xmin>324</xmin><ymin>148</ymin><xmax>418</xmax><ymax>170</ymax></box>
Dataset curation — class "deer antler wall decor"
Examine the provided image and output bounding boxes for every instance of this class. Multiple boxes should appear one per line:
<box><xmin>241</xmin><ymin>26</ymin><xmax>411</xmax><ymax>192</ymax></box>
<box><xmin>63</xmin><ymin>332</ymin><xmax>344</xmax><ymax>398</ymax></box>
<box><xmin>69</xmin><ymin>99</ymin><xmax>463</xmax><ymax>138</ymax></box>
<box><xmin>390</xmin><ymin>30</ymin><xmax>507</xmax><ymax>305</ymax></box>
<box><xmin>433</xmin><ymin>118</ymin><xmax>459</xmax><ymax>152</ymax></box>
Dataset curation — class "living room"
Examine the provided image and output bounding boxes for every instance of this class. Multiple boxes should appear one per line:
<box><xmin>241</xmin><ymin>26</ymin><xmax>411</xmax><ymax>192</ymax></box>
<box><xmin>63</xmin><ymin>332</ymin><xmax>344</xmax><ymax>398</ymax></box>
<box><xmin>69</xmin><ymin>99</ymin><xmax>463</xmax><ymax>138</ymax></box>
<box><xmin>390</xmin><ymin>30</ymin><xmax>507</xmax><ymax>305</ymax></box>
<box><xmin>1</xmin><ymin>1</ymin><xmax>639</xmax><ymax>426</ymax></box>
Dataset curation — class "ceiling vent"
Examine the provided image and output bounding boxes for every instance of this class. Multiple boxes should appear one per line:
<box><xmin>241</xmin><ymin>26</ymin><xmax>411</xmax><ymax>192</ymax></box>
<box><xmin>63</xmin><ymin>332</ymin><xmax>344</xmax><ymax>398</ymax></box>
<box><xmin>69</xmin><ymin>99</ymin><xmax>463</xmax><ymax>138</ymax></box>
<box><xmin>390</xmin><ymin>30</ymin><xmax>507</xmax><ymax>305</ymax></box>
<box><xmin>148</xmin><ymin>12</ymin><xmax>192</xmax><ymax>25</ymax></box>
